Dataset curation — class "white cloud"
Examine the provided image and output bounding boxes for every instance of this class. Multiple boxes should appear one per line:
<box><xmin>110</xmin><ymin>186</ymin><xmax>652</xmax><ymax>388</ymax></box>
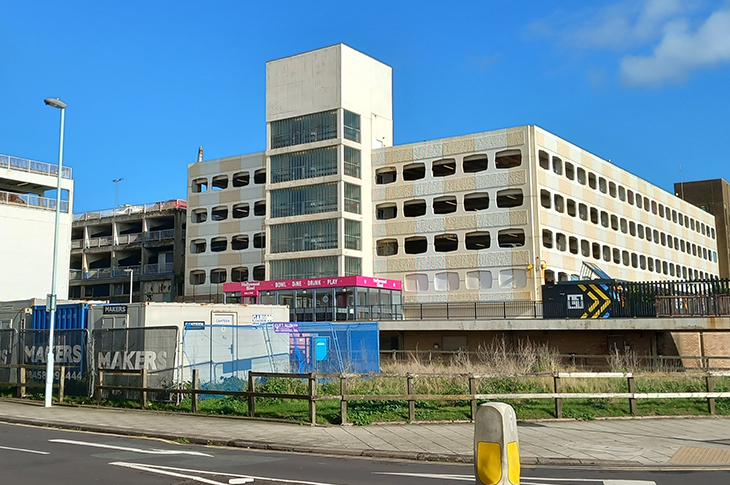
<box><xmin>563</xmin><ymin>0</ymin><xmax>691</xmax><ymax>49</ymax></box>
<box><xmin>533</xmin><ymin>0</ymin><xmax>730</xmax><ymax>87</ymax></box>
<box><xmin>620</xmin><ymin>7</ymin><xmax>730</xmax><ymax>86</ymax></box>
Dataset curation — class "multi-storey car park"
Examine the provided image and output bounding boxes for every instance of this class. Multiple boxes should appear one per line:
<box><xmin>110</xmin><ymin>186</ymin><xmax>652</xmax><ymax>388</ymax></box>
<box><xmin>68</xmin><ymin>200</ymin><xmax>187</xmax><ymax>303</ymax></box>
<box><xmin>0</xmin><ymin>154</ymin><xmax>73</xmax><ymax>301</ymax></box>
<box><xmin>184</xmin><ymin>44</ymin><xmax>719</xmax><ymax>310</ymax></box>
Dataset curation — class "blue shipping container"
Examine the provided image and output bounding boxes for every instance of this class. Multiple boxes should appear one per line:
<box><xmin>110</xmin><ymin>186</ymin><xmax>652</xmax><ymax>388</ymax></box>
<box><xmin>32</xmin><ymin>303</ymin><xmax>89</xmax><ymax>330</ymax></box>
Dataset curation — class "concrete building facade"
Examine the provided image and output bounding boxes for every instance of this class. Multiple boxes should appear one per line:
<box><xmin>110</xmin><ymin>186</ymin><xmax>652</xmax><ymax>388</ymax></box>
<box><xmin>675</xmin><ymin>178</ymin><xmax>730</xmax><ymax>279</ymax></box>
<box><xmin>374</xmin><ymin>126</ymin><xmax>719</xmax><ymax>303</ymax></box>
<box><xmin>184</xmin><ymin>44</ymin><xmax>719</xmax><ymax>303</ymax></box>
<box><xmin>69</xmin><ymin>200</ymin><xmax>186</xmax><ymax>303</ymax></box>
<box><xmin>0</xmin><ymin>154</ymin><xmax>73</xmax><ymax>301</ymax></box>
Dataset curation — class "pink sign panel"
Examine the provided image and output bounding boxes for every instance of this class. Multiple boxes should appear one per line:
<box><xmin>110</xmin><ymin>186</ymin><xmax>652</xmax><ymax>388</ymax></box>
<box><xmin>223</xmin><ymin>275</ymin><xmax>401</xmax><ymax>295</ymax></box>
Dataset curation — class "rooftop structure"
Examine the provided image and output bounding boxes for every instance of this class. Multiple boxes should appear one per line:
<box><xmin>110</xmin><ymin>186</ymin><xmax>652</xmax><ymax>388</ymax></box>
<box><xmin>0</xmin><ymin>154</ymin><xmax>74</xmax><ymax>301</ymax></box>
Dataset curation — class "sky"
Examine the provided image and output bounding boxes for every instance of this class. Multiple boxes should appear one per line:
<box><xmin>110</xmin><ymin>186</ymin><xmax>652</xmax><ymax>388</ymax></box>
<box><xmin>2</xmin><ymin>0</ymin><xmax>730</xmax><ymax>213</ymax></box>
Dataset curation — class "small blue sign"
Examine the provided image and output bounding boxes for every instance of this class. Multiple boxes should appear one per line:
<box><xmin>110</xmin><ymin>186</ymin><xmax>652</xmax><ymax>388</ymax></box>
<box><xmin>184</xmin><ymin>321</ymin><xmax>206</xmax><ymax>330</ymax></box>
<box><xmin>274</xmin><ymin>322</ymin><xmax>299</xmax><ymax>333</ymax></box>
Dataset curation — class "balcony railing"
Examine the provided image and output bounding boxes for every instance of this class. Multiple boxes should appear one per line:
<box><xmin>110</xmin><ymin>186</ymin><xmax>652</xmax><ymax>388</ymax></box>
<box><xmin>116</xmin><ymin>233</ymin><xmax>144</xmax><ymax>245</ymax></box>
<box><xmin>86</xmin><ymin>236</ymin><xmax>113</xmax><ymax>248</ymax></box>
<box><xmin>71</xmin><ymin>240</ymin><xmax>83</xmax><ymax>249</ymax></box>
<box><xmin>69</xmin><ymin>266</ymin><xmax>143</xmax><ymax>280</ymax></box>
<box><xmin>74</xmin><ymin>199</ymin><xmax>186</xmax><ymax>221</ymax></box>
<box><xmin>144</xmin><ymin>262</ymin><xmax>174</xmax><ymax>275</ymax></box>
<box><xmin>0</xmin><ymin>154</ymin><xmax>72</xmax><ymax>179</ymax></box>
<box><xmin>0</xmin><ymin>190</ymin><xmax>69</xmax><ymax>213</ymax></box>
<box><xmin>145</xmin><ymin>229</ymin><xmax>175</xmax><ymax>241</ymax></box>
<box><xmin>113</xmin><ymin>266</ymin><xmax>140</xmax><ymax>277</ymax></box>
<box><xmin>85</xmin><ymin>268</ymin><xmax>112</xmax><ymax>279</ymax></box>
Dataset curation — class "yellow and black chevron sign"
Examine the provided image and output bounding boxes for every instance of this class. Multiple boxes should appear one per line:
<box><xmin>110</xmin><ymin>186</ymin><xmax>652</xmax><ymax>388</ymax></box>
<box><xmin>577</xmin><ymin>284</ymin><xmax>612</xmax><ymax>318</ymax></box>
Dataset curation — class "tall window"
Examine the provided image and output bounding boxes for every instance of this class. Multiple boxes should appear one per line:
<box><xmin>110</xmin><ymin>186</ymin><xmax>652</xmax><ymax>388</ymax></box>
<box><xmin>270</xmin><ymin>110</ymin><xmax>337</xmax><ymax>149</ymax></box>
<box><xmin>344</xmin><ymin>183</ymin><xmax>361</xmax><ymax>214</ymax></box>
<box><xmin>270</xmin><ymin>219</ymin><xmax>338</xmax><ymax>253</ymax></box>
<box><xmin>345</xmin><ymin>256</ymin><xmax>361</xmax><ymax>276</ymax></box>
<box><xmin>271</xmin><ymin>183</ymin><xmax>338</xmax><ymax>218</ymax></box>
<box><xmin>345</xmin><ymin>220</ymin><xmax>361</xmax><ymax>250</ymax></box>
<box><xmin>344</xmin><ymin>146</ymin><xmax>361</xmax><ymax>178</ymax></box>
<box><xmin>271</xmin><ymin>147</ymin><xmax>338</xmax><ymax>183</ymax></box>
<box><xmin>344</xmin><ymin>110</ymin><xmax>360</xmax><ymax>143</ymax></box>
<box><xmin>270</xmin><ymin>256</ymin><xmax>338</xmax><ymax>280</ymax></box>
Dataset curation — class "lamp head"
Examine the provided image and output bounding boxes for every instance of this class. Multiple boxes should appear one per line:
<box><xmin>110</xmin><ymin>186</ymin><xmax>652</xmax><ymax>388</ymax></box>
<box><xmin>44</xmin><ymin>98</ymin><xmax>67</xmax><ymax>109</ymax></box>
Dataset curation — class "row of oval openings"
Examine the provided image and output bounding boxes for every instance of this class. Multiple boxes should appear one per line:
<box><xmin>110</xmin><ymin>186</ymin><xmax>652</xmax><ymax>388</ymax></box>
<box><xmin>375</xmin><ymin>150</ymin><xmax>522</xmax><ymax>184</ymax></box>
<box><xmin>192</xmin><ymin>170</ymin><xmax>267</xmax><ymax>193</ymax></box>
<box><xmin>539</xmin><ymin>151</ymin><xmax>714</xmax><ymax>238</ymax></box>
<box><xmin>189</xmin><ymin>266</ymin><xmax>265</xmax><ymax>285</ymax></box>
<box><xmin>190</xmin><ymin>234</ymin><xmax>265</xmax><ymax>253</ymax></box>
<box><xmin>192</xmin><ymin>201</ymin><xmax>266</xmax><ymax>222</ymax></box>
<box><xmin>376</xmin><ymin>230</ymin><xmax>525</xmax><ymax>255</ymax></box>
<box><xmin>376</xmin><ymin>189</ymin><xmax>522</xmax><ymax>219</ymax></box>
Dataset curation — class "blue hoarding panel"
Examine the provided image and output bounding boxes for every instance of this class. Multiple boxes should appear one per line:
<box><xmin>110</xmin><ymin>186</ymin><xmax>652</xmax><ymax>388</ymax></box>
<box><xmin>32</xmin><ymin>303</ymin><xmax>89</xmax><ymax>330</ymax></box>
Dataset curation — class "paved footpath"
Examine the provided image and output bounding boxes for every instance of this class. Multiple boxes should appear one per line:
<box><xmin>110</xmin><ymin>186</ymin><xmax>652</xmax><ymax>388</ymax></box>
<box><xmin>1</xmin><ymin>398</ymin><xmax>730</xmax><ymax>468</ymax></box>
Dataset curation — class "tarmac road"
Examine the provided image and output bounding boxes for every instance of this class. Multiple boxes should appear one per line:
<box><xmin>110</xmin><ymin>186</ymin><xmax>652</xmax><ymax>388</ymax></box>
<box><xmin>1</xmin><ymin>423</ymin><xmax>729</xmax><ymax>485</ymax></box>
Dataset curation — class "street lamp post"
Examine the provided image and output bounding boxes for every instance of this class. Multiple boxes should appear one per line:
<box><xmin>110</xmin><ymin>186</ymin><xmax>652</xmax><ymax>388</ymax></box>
<box><xmin>43</xmin><ymin>97</ymin><xmax>67</xmax><ymax>408</ymax></box>
<box><xmin>125</xmin><ymin>267</ymin><xmax>134</xmax><ymax>304</ymax></box>
<box><xmin>113</xmin><ymin>177</ymin><xmax>123</xmax><ymax>213</ymax></box>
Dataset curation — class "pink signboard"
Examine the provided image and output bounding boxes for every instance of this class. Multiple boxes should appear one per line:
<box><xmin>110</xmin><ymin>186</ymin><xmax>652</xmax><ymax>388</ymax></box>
<box><xmin>223</xmin><ymin>275</ymin><xmax>401</xmax><ymax>296</ymax></box>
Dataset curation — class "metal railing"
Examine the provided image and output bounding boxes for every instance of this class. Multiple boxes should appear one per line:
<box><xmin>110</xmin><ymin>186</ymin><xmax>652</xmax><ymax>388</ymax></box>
<box><xmin>74</xmin><ymin>199</ymin><xmax>186</xmax><ymax>221</ymax></box>
<box><xmin>0</xmin><ymin>153</ymin><xmax>72</xmax><ymax>179</ymax></box>
<box><xmin>115</xmin><ymin>233</ymin><xmax>144</xmax><ymax>245</ymax></box>
<box><xmin>656</xmin><ymin>295</ymin><xmax>730</xmax><ymax>317</ymax></box>
<box><xmin>113</xmin><ymin>266</ymin><xmax>140</xmax><ymax>277</ymax></box>
<box><xmin>380</xmin><ymin>350</ymin><xmax>730</xmax><ymax>371</ymax></box>
<box><xmin>144</xmin><ymin>262</ymin><xmax>174</xmax><ymax>275</ymax></box>
<box><xmin>86</xmin><ymin>236</ymin><xmax>113</xmax><ymax>248</ymax></box>
<box><xmin>145</xmin><ymin>229</ymin><xmax>175</xmax><ymax>241</ymax></box>
<box><xmin>0</xmin><ymin>189</ymin><xmax>69</xmax><ymax>213</ymax></box>
<box><xmin>84</xmin><ymin>268</ymin><xmax>112</xmax><ymax>279</ymax></box>
<box><xmin>401</xmin><ymin>301</ymin><xmax>546</xmax><ymax>320</ymax></box>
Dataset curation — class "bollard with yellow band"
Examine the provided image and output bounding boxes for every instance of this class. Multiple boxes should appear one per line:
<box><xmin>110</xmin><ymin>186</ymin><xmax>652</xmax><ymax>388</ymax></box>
<box><xmin>474</xmin><ymin>402</ymin><xmax>520</xmax><ymax>485</ymax></box>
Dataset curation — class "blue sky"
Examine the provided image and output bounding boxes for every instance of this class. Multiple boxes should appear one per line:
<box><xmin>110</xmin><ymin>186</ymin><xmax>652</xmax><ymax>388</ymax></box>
<box><xmin>2</xmin><ymin>0</ymin><xmax>730</xmax><ymax>213</ymax></box>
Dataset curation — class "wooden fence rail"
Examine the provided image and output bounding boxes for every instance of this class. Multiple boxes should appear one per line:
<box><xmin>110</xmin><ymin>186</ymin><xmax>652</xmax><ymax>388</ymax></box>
<box><xmin>0</xmin><ymin>364</ymin><xmax>67</xmax><ymax>402</ymax></box>
<box><xmin>94</xmin><ymin>369</ymin><xmax>730</xmax><ymax>425</ymax></box>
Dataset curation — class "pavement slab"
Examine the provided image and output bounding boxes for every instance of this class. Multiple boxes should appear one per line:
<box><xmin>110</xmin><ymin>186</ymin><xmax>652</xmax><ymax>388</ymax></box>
<box><xmin>1</xmin><ymin>398</ymin><xmax>730</xmax><ymax>468</ymax></box>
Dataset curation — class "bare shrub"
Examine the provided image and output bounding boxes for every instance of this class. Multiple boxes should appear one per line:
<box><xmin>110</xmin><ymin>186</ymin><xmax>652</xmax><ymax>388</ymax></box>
<box><xmin>475</xmin><ymin>336</ymin><xmax>560</xmax><ymax>374</ymax></box>
<box><xmin>606</xmin><ymin>349</ymin><xmax>641</xmax><ymax>373</ymax></box>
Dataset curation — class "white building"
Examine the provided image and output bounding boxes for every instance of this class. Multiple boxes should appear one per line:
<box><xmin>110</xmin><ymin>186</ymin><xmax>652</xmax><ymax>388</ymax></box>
<box><xmin>0</xmin><ymin>154</ymin><xmax>73</xmax><ymax>301</ymax></box>
<box><xmin>373</xmin><ymin>126</ymin><xmax>718</xmax><ymax>302</ymax></box>
<box><xmin>185</xmin><ymin>44</ymin><xmax>719</xmax><ymax>302</ymax></box>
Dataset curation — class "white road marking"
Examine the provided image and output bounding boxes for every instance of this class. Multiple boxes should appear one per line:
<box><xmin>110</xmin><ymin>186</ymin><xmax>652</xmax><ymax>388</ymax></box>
<box><xmin>48</xmin><ymin>438</ymin><xmax>213</xmax><ymax>456</ymax></box>
<box><xmin>110</xmin><ymin>462</ymin><xmax>248</xmax><ymax>485</ymax></box>
<box><xmin>374</xmin><ymin>472</ymin><xmax>473</xmax><ymax>481</ymax></box>
<box><xmin>109</xmin><ymin>462</ymin><xmax>347</xmax><ymax>485</ymax></box>
<box><xmin>374</xmin><ymin>472</ymin><xmax>656</xmax><ymax>485</ymax></box>
<box><xmin>0</xmin><ymin>445</ymin><xmax>50</xmax><ymax>455</ymax></box>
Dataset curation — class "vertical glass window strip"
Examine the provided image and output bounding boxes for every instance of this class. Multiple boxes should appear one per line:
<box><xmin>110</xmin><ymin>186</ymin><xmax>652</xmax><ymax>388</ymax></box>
<box><xmin>344</xmin><ymin>146</ymin><xmax>361</xmax><ymax>178</ymax></box>
<box><xmin>270</xmin><ymin>110</ymin><xmax>337</xmax><ymax>149</ymax></box>
<box><xmin>345</xmin><ymin>256</ymin><xmax>361</xmax><ymax>276</ymax></box>
<box><xmin>271</xmin><ymin>147</ymin><xmax>338</xmax><ymax>183</ymax></box>
<box><xmin>271</xmin><ymin>183</ymin><xmax>338</xmax><ymax>218</ymax></box>
<box><xmin>344</xmin><ymin>183</ymin><xmax>361</xmax><ymax>214</ymax></box>
<box><xmin>270</xmin><ymin>219</ymin><xmax>338</xmax><ymax>253</ymax></box>
<box><xmin>270</xmin><ymin>256</ymin><xmax>338</xmax><ymax>280</ymax></box>
<box><xmin>344</xmin><ymin>110</ymin><xmax>361</xmax><ymax>143</ymax></box>
<box><xmin>345</xmin><ymin>220</ymin><xmax>361</xmax><ymax>250</ymax></box>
